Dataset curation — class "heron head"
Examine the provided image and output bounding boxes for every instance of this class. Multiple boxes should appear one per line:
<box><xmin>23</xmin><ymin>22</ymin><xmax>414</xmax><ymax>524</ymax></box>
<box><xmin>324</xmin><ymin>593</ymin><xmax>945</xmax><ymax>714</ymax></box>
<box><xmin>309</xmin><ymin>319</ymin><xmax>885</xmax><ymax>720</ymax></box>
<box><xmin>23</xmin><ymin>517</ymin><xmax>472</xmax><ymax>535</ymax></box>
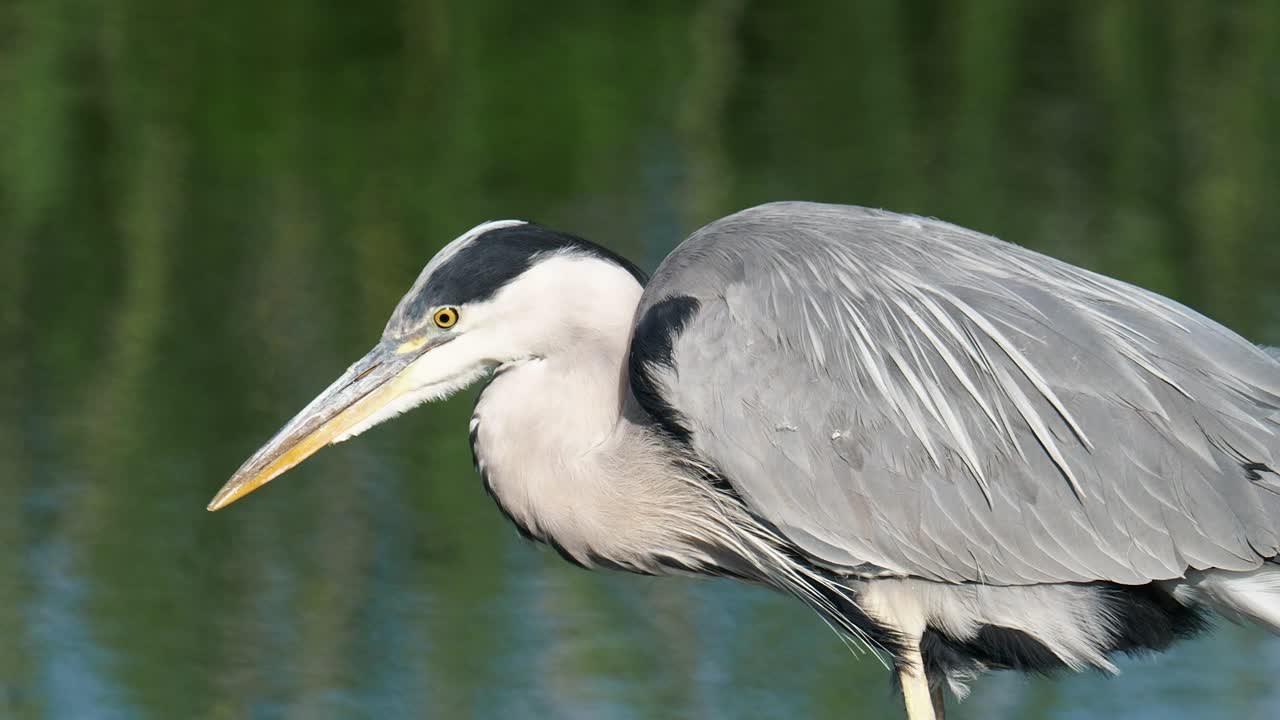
<box><xmin>207</xmin><ymin>219</ymin><xmax>646</xmax><ymax>511</ymax></box>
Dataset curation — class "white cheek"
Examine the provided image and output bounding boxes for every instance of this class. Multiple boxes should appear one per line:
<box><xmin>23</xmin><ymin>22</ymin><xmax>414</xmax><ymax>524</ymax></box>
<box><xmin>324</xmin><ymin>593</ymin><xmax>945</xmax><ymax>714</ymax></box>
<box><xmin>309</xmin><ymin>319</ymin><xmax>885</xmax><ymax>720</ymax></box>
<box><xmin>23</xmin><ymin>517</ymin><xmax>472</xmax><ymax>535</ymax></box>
<box><xmin>332</xmin><ymin>388</ymin><xmax>432</xmax><ymax>444</ymax></box>
<box><xmin>332</xmin><ymin>334</ymin><xmax>499</xmax><ymax>444</ymax></box>
<box><xmin>332</xmin><ymin>365</ymin><xmax>489</xmax><ymax>444</ymax></box>
<box><xmin>402</xmin><ymin>329</ymin><xmax>510</xmax><ymax>384</ymax></box>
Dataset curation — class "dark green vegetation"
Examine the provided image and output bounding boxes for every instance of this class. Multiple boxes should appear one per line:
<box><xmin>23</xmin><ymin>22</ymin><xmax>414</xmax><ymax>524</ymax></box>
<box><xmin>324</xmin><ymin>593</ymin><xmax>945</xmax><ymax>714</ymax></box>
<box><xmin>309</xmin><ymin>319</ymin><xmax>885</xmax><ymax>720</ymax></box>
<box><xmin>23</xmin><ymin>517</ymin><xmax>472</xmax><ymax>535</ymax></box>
<box><xmin>2</xmin><ymin>1</ymin><xmax>1279</xmax><ymax>718</ymax></box>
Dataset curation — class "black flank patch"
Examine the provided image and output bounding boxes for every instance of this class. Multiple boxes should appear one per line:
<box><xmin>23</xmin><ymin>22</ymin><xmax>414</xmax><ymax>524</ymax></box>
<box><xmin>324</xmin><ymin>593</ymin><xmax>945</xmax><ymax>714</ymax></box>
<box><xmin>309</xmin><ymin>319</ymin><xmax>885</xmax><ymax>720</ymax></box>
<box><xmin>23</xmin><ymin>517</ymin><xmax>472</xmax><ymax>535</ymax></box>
<box><xmin>1097</xmin><ymin>582</ymin><xmax>1209</xmax><ymax>655</ymax></box>
<box><xmin>922</xmin><ymin>625</ymin><xmax>1065</xmax><ymax>678</ymax></box>
<box><xmin>922</xmin><ymin>581</ymin><xmax>1209</xmax><ymax>680</ymax></box>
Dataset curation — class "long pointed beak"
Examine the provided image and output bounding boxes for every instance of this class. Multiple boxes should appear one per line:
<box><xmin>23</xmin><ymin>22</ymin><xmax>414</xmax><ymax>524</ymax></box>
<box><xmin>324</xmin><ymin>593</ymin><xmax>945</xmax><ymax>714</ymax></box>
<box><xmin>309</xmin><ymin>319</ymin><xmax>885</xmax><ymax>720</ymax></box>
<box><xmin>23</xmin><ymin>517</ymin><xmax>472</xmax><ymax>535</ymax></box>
<box><xmin>207</xmin><ymin>336</ymin><xmax>449</xmax><ymax>511</ymax></box>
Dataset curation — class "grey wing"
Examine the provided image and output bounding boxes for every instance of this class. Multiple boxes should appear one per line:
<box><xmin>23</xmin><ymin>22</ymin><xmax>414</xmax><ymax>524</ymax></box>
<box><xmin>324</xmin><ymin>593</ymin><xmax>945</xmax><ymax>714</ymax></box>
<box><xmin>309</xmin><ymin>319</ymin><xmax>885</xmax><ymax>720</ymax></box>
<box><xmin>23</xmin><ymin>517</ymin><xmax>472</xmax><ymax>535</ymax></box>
<box><xmin>631</xmin><ymin>201</ymin><xmax>1280</xmax><ymax>586</ymax></box>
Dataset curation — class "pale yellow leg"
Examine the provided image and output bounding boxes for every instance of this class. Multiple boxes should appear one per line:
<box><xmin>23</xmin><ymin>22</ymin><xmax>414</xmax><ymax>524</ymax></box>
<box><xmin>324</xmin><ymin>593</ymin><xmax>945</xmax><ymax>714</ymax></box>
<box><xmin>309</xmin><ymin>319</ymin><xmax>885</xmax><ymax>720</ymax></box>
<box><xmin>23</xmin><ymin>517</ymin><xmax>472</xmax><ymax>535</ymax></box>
<box><xmin>857</xmin><ymin>584</ymin><xmax>938</xmax><ymax>720</ymax></box>
<box><xmin>930</xmin><ymin>681</ymin><xmax>946</xmax><ymax>720</ymax></box>
<box><xmin>898</xmin><ymin>645</ymin><xmax>937</xmax><ymax>720</ymax></box>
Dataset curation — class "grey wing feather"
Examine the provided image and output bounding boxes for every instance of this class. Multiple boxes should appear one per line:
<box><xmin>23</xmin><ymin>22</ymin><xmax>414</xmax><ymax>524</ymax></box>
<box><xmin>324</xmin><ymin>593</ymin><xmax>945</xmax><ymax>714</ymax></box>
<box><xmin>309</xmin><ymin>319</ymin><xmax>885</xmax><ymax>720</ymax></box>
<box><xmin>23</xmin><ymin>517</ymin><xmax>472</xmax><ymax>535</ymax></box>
<box><xmin>633</xmin><ymin>201</ymin><xmax>1280</xmax><ymax>585</ymax></box>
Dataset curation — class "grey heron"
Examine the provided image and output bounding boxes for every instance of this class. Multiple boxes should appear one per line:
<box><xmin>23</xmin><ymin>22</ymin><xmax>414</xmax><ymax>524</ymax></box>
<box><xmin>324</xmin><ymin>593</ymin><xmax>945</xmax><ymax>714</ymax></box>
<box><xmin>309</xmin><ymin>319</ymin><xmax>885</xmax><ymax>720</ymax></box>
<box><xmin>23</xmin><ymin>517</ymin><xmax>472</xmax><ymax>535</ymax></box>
<box><xmin>209</xmin><ymin>202</ymin><xmax>1280</xmax><ymax>719</ymax></box>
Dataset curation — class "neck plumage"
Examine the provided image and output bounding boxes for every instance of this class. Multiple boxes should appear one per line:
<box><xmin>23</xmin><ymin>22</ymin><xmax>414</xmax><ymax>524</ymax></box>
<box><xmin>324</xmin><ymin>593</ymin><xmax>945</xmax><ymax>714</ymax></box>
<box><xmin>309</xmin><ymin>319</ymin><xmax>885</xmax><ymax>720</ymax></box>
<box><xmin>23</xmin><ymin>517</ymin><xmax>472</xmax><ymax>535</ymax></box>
<box><xmin>466</xmin><ymin>286</ymin><xmax>752</xmax><ymax>575</ymax></box>
<box><xmin>470</xmin><ymin>292</ymin><xmax>668</xmax><ymax>566</ymax></box>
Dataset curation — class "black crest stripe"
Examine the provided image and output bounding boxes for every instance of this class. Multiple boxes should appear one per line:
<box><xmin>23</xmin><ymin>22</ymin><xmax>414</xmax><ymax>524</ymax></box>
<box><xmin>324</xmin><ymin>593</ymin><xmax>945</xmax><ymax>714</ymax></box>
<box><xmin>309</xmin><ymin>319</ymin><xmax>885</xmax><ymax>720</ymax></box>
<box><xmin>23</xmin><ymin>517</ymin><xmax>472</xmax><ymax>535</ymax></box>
<box><xmin>399</xmin><ymin>224</ymin><xmax>647</xmax><ymax>329</ymax></box>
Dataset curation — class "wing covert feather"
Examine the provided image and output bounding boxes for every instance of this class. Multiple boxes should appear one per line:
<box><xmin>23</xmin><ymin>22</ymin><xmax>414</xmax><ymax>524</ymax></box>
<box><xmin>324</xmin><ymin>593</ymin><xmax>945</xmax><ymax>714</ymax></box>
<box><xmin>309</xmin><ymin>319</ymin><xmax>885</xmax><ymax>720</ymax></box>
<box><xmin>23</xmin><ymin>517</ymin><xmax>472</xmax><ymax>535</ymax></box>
<box><xmin>631</xmin><ymin>202</ymin><xmax>1280</xmax><ymax>585</ymax></box>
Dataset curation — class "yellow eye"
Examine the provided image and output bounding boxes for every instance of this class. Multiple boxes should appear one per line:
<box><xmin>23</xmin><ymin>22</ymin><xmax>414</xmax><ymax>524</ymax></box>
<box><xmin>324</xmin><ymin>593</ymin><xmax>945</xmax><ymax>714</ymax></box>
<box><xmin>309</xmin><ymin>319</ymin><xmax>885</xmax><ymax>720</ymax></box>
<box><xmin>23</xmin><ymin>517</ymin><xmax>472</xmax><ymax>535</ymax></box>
<box><xmin>433</xmin><ymin>307</ymin><xmax>459</xmax><ymax>329</ymax></box>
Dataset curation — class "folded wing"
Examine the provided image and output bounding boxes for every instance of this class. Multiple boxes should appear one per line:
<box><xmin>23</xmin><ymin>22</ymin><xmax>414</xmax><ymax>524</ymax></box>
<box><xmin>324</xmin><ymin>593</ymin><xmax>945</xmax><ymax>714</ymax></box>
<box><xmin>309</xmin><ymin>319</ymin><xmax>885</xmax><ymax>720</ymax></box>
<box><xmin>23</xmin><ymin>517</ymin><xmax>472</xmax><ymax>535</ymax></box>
<box><xmin>630</xmin><ymin>202</ymin><xmax>1280</xmax><ymax>585</ymax></box>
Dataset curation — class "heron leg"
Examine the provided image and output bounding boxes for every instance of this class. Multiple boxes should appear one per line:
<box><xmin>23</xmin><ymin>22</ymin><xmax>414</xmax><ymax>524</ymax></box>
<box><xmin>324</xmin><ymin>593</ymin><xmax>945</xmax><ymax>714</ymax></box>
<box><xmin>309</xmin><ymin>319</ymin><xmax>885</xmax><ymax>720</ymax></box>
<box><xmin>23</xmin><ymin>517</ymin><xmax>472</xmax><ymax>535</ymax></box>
<box><xmin>929</xmin><ymin>678</ymin><xmax>946</xmax><ymax>720</ymax></box>
<box><xmin>896</xmin><ymin>644</ymin><xmax>936</xmax><ymax>720</ymax></box>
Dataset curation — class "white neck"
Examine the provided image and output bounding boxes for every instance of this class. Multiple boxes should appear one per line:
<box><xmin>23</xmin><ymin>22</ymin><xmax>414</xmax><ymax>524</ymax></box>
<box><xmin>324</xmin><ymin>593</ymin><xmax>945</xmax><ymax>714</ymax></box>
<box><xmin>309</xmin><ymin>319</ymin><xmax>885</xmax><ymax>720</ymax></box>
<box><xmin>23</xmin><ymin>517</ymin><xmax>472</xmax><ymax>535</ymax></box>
<box><xmin>469</xmin><ymin>270</ymin><xmax>640</xmax><ymax>563</ymax></box>
<box><xmin>467</xmin><ymin>257</ymin><xmax>754</xmax><ymax>573</ymax></box>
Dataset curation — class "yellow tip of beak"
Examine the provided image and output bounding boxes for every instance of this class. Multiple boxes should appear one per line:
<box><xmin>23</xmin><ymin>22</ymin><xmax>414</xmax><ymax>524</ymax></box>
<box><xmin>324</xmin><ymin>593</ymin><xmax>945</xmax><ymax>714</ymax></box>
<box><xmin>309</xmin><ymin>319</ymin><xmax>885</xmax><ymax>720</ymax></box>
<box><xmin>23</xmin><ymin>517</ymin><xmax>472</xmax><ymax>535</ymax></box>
<box><xmin>207</xmin><ymin>371</ymin><xmax>408</xmax><ymax>512</ymax></box>
<box><xmin>206</xmin><ymin>422</ymin><xmax>339</xmax><ymax>511</ymax></box>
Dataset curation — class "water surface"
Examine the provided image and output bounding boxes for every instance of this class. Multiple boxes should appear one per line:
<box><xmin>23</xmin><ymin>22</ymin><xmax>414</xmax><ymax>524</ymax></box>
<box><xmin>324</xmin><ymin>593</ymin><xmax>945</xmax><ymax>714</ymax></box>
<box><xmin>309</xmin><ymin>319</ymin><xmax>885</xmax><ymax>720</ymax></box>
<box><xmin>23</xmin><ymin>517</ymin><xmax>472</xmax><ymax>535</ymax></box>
<box><xmin>3</xmin><ymin>2</ymin><xmax>1280</xmax><ymax>718</ymax></box>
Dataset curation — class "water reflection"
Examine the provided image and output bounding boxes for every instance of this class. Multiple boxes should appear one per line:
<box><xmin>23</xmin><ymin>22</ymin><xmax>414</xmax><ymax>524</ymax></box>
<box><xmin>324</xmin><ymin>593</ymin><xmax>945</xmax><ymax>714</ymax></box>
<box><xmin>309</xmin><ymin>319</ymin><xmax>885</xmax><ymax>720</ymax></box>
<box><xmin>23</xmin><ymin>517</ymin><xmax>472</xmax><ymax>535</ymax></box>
<box><xmin>3</xmin><ymin>1</ymin><xmax>1280</xmax><ymax>718</ymax></box>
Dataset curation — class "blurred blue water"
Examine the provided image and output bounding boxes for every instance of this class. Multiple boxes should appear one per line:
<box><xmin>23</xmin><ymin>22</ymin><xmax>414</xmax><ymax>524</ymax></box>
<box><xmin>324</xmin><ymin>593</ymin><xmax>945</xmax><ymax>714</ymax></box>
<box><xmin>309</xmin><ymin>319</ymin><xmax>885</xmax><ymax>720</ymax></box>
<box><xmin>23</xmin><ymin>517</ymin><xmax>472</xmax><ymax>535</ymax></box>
<box><xmin>3</xmin><ymin>1</ymin><xmax>1280</xmax><ymax>718</ymax></box>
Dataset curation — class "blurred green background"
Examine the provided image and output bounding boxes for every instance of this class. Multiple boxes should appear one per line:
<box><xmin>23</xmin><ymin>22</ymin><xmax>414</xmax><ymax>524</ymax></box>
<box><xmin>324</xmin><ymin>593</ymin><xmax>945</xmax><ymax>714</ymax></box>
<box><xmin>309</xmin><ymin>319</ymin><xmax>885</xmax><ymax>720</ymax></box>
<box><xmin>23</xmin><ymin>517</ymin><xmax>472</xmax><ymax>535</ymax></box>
<box><xmin>3</xmin><ymin>1</ymin><xmax>1279</xmax><ymax>718</ymax></box>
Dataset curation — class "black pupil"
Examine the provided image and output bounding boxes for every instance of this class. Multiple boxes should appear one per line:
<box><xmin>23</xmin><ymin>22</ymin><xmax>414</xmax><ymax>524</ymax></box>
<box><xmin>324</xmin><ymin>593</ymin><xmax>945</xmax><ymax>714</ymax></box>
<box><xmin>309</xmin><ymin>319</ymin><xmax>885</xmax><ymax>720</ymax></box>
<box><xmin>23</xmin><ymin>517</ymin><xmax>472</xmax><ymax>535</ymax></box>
<box><xmin>439</xmin><ymin>311</ymin><xmax>452</xmax><ymax>324</ymax></box>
